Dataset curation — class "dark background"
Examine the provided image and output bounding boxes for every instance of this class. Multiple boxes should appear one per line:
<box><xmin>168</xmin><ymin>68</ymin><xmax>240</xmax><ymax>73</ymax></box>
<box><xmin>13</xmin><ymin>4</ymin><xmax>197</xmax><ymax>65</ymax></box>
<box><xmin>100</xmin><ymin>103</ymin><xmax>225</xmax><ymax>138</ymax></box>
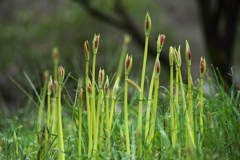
<box><xmin>0</xmin><ymin>0</ymin><xmax>239</xmax><ymax>111</ymax></box>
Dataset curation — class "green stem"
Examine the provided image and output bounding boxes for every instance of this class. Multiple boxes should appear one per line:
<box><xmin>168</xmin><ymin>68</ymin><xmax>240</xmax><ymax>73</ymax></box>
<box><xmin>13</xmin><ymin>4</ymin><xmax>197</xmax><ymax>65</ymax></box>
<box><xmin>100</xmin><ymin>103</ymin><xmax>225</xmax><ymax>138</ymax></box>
<box><xmin>37</xmin><ymin>78</ymin><xmax>48</xmax><ymax>132</ymax></box>
<box><xmin>145</xmin><ymin>50</ymin><xmax>161</xmax><ymax>140</ymax></box>
<box><xmin>51</xmin><ymin>98</ymin><xmax>57</xmax><ymax>134</ymax></box>
<box><xmin>46</xmin><ymin>93</ymin><xmax>51</xmax><ymax>142</ymax></box>
<box><xmin>47</xmin><ymin>94</ymin><xmax>51</xmax><ymax>130</ymax></box>
<box><xmin>124</xmin><ymin>74</ymin><xmax>130</xmax><ymax>154</ymax></box>
<box><xmin>169</xmin><ymin>64</ymin><xmax>176</xmax><ymax>148</ymax></box>
<box><xmin>98</xmin><ymin>89</ymin><xmax>104</xmax><ymax>152</ymax></box>
<box><xmin>187</xmin><ymin>64</ymin><xmax>194</xmax><ymax>143</ymax></box>
<box><xmin>120</xmin><ymin>125</ymin><xmax>125</xmax><ymax>154</ymax></box>
<box><xmin>105</xmin><ymin>92</ymin><xmax>110</xmax><ymax>152</ymax></box>
<box><xmin>199</xmin><ymin>76</ymin><xmax>204</xmax><ymax>144</ymax></box>
<box><xmin>92</xmin><ymin>53</ymin><xmax>98</xmax><ymax>156</ymax></box>
<box><xmin>57</xmin><ymin>84</ymin><xmax>65</xmax><ymax>160</ymax></box>
<box><xmin>78</xmin><ymin>98</ymin><xmax>83</xmax><ymax>159</ymax></box>
<box><xmin>109</xmin><ymin>98</ymin><xmax>116</xmax><ymax>132</ymax></box>
<box><xmin>85</xmin><ymin>61</ymin><xmax>92</xmax><ymax>157</ymax></box>
<box><xmin>97</xmin><ymin>89</ymin><xmax>101</xmax><ymax>130</ymax></box>
<box><xmin>174</xmin><ymin>66</ymin><xmax>180</xmax><ymax>157</ymax></box>
<box><xmin>117</xmin><ymin>35</ymin><xmax>130</xmax><ymax>81</ymax></box>
<box><xmin>147</xmin><ymin>75</ymin><xmax>159</xmax><ymax>154</ymax></box>
<box><xmin>13</xmin><ymin>131</ymin><xmax>18</xmax><ymax>157</ymax></box>
<box><xmin>52</xmin><ymin>60</ymin><xmax>58</xmax><ymax>134</ymax></box>
<box><xmin>137</xmin><ymin>35</ymin><xmax>149</xmax><ymax>157</ymax></box>
<box><xmin>89</xmin><ymin>93</ymin><xmax>96</xmax><ymax>157</ymax></box>
<box><xmin>179</xmin><ymin>70</ymin><xmax>196</xmax><ymax>150</ymax></box>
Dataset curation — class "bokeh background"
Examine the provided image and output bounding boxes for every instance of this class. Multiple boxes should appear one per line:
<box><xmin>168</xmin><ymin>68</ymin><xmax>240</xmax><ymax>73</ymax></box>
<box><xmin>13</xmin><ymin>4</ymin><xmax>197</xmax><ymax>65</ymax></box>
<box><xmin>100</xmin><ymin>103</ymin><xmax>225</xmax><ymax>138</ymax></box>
<box><xmin>0</xmin><ymin>0</ymin><xmax>240</xmax><ymax>110</ymax></box>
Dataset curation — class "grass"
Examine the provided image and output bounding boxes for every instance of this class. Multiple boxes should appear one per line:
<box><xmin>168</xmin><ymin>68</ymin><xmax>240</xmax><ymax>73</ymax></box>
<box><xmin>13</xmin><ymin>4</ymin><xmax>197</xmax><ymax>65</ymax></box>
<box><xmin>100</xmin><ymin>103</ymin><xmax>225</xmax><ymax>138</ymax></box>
<box><xmin>1</xmin><ymin>13</ymin><xmax>240</xmax><ymax>159</ymax></box>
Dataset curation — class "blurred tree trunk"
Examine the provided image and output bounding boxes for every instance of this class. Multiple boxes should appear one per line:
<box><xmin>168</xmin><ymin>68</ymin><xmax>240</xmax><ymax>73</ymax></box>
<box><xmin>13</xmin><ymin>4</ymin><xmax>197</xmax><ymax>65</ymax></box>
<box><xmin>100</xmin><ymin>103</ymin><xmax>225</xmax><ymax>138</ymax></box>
<box><xmin>197</xmin><ymin>0</ymin><xmax>240</xmax><ymax>86</ymax></box>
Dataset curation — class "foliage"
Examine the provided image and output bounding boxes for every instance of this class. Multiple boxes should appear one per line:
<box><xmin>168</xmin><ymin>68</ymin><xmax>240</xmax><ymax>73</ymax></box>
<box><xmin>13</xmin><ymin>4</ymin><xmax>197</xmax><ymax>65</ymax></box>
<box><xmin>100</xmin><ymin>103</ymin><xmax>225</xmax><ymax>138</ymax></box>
<box><xmin>1</xmin><ymin>12</ymin><xmax>240</xmax><ymax>160</ymax></box>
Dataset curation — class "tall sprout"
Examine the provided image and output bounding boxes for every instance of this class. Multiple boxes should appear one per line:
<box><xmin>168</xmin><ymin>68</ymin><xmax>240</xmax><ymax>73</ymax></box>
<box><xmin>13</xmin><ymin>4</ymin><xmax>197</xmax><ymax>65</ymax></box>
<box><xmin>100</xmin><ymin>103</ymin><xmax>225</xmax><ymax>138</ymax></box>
<box><xmin>97</xmin><ymin>68</ymin><xmax>105</xmax><ymax>152</ymax></box>
<box><xmin>146</xmin><ymin>60</ymin><xmax>160</xmax><ymax>155</ymax></box>
<box><xmin>78</xmin><ymin>85</ymin><xmax>84</xmax><ymax>159</ymax></box>
<box><xmin>92</xmin><ymin>34</ymin><xmax>100</xmax><ymax>155</ymax></box>
<box><xmin>83</xmin><ymin>41</ymin><xmax>92</xmax><ymax>156</ymax></box>
<box><xmin>169</xmin><ymin>46</ymin><xmax>176</xmax><ymax>149</ymax></box>
<box><xmin>124</xmin><ymin>54</ymin><xmax>133</xmax><ymax>154</ymax></box>
<box><xmin>185</xmin><ymin>40</ymin><xmax>193</xmax><ymax>129</ymax></box>
<box><xmin>199</xmin><ymin>56</ymin><xmax>206</xmax><ymax>155</ymax></box>
<box><xmin>145</xmin><ymin>34</ymin><xmax>165</xmax><ymax>141</ymax></box>
<box><xmin>51</xmin><ymin>47</ymin><xmax>59</xmax><ymax>134</ymax></box>
<box><xmin>46</xmin><ymin>75</ymin><xmax>53</xmax><ymax>145</ymax></box>
<box><xmin>173</xmin><ymin>46</ymin><xmax>181</xmax><ymax>156</ymax></box>
<box><xmin>104</xmin><ymin>76</ymin><xmax>111</xmax><ymax>152</ymax></box>
<box><xmin>57</xmin><ymin>66</ymin><xmax>65</xmax><ymax>160</ymax></box>
<box><xmin>137</xmin><ymin>12</ymin><xmax>151</xmax><ymax>157</ymax></box>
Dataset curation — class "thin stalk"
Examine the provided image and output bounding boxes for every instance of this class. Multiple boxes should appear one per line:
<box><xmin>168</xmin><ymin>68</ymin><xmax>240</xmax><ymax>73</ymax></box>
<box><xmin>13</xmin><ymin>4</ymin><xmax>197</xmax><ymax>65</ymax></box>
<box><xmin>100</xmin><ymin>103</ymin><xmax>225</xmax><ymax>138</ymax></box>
<box><xmin>104</xmin><ymin>76</ymin><xmax>110</xmax><ymax>152</ymax></box>
<box><xmin>199</xmin><ymin>57</ymin><xmax>206</xmax><ymax>155</ymax></box>
<box><xmin>97</xmin><ymin>68</ymin><xmax>105</xmax><ymax>153</ymax></box>
<box><xmin>84</xmin><ymin>38</ymin><xmax>92</xmax><ymax>157</ymax></box>
<box><xmin>117</xmin><ymin>34</ymin><xmax>131</xmax><ymax>81</ymax></box>
<box><xmin>137</xmin><ymin>35</ymin><xmax>149</xmax><ymax>157</ymax></box>
<box><xmin>98</xmin><ymin>89</ymin><xmax>104</xmax><ymax>152</ymax></box>
<box><xmin>89</xmin><ymin>86</ymin><xmax>96</xmax><ymax>158</ymax></box>
<box><xmin>178</xmin><ymin>70</ymin><xmax>196</xmax><ymax>152</ymax></box>
<box><xmin>187</xmin><ymin>65</ymin><xmax>193</xmax><ymax>129</ymax></box>
<box><xmin>78</xmin><ymin>87</ymin><xmax>83</xmax><ymax>160</ymax></box>
<box><xmin>173</xmin><ymin>65</ymin><xmax>182</xmax><ymax>158</ymax></box>
<box><xmin>186</xmin><ymin>64</ymin><xmax>195</xmax><ymax>153</ymax></box>
<box><xmin>85</xmin><ymin>67</ymin><xmax>92</xmax><ymax>156</ymax></box>
<box><xmin>169</xmin><ymin>46</ymin><xmax>176</xmax><ymax>149</ymax></box>
<box><xmin>78</xmin><ymin>104</ymin><xmax>82</xmax><ymax>159</ymax></box>
<box><xmin>144</xmin><ymin>51</ymin><xmax>160</xmax><ymax>140</ymax></box>
<box><xmin>37</xmin><ymin>71</ymin><xmax>48</xmax><ymax>132</ymax></box>
<box><xmin>47</xmin><ymin>93</ymin><xmax>51</xmax><ymax>132</ymax></box>
<box><xmin>169</xmin><ymin>63</ymin><xmax>176</xmax><ymax>148</ymax></box>
<box><xmin>137</xmin><ymin>13</ymin><xmax>151</xmax><ymax>157</ymax></box>
<box><xmin>145</xmin><ymin>34</ymin><xmax>164</xmax><ymax>140</ymax></box>
<box><xmin>109</xmin><ymin>77</ymin><xmax>119</xmax><ymax>131</ymax></box>
<box><xmin>46</xmin><ymin>82</ymin><xmax>52</xmax><ymax>148</ymax></box>
<box><xmin>124</xmin><ymin>73</ymin><xmax>130</xmax><ymax>154</ymax></box>
<box><xmin>98</xmin><ymin>114</ymin><xmax>104</xmax><ymax>153</ymax></box>
<box><xmin>92</xmin><ymin>52</ymin><xmax>98</xmax><ymax>155</ymax></box>
<box><xmin>199</xmin><ymin>76</ymin><xmax>204</xmax><ymax>138</ymax></box>
<box><xmin>92</xmin><ymin>34</ymin><xmax>100</xmax><ymax>156</ymax></box>
<box><xmin>57</xmin><ymin>83</ymin><xmax>65</xmax><ymax>160</ymax></box>
<box><xmin>13</xmin><ymin>131</ymin><xmax>18</xmax><ymax>157</ymax></box>
<box><xmin>52</xmin><ymin>48</ymin><xmax>59</xmax><ymax>135</ymax></box>
<box><xmin>46</xmin><ymin>75</ymin><xmax>52</xmax><ymax>140</ymax></box>
<box><xmin>120</xmin><ymin>125</ymin><xmax>125</xmax><ymax>154</ymax></box>
<box><xmin>173</xmin><ymin>46</ymin><xmax>181</xmax><ymax>157</ymax></box>
<box><xmin>96</xmin><ymin>89</ymin><xmax>102</xmax><ymax>134</ymax></box>
<box><xmin>51</xmin><ymin>98</ymin><xmax>57</xmax><ymax>134</ymax></box>
<box><xmin>105</xmin><ymin>95</ymin><xmax>109</xmax><ymax>135</ymax></box>
<box><xmin>186</xmin><ymin>40</ymin><xmax>194</xmax><ymax>145</ymax></box>
<box><xmin>147</xmin><ymin>71</ymin><xmax>159</xmax><ymax>154</ymax></box>
<box><xmin>109</xmin><ymin>97</ymin><xmax>116</xmax><ymax>130</ymax></box>
<box><xmin>174</xmin><ymin>65</ymin><xmax>179</xmax><ymax>150</ymax></box>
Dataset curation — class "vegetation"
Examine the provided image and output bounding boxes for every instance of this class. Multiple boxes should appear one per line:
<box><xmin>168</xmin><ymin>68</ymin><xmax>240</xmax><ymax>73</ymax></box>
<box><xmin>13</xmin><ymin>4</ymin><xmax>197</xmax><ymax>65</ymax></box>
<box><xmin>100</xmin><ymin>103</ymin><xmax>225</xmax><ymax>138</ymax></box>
<box><xmin>0</xmin><ymin>13</ymin><xmax>240</xmax><ymax>160</ymax></box>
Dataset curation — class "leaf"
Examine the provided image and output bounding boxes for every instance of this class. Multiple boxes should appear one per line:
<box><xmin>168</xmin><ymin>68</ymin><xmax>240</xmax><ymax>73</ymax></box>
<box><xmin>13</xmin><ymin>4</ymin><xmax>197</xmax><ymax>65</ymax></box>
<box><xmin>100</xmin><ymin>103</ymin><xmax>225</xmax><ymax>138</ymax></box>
<box><xmin>125</xmin><ymin>78</ymin><xmax>141</xmax><ymax>93</ymax></box>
